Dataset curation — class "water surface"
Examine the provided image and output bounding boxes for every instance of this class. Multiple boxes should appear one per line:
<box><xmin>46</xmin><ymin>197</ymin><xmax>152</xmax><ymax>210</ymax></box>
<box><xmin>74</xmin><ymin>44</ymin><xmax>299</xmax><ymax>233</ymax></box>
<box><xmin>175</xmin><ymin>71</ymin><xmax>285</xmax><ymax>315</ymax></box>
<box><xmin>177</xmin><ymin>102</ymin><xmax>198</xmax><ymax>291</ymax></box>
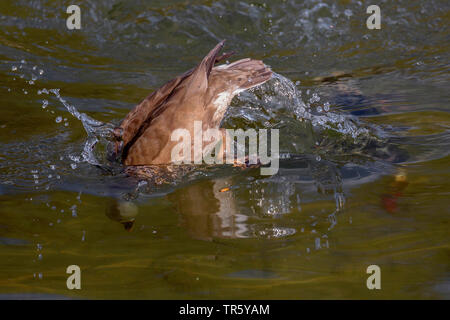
<box><xmin>0</xmin><ymin>0</ymin><xmax>449</xmax><ymax>299</ymax></box>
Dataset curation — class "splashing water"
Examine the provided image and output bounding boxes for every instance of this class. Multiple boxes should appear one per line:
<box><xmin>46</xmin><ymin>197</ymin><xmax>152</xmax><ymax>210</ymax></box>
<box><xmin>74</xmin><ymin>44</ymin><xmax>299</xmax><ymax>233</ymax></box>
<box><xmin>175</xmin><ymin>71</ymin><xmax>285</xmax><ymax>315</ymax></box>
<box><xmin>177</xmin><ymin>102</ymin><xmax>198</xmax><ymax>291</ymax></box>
<box><xmin>2</xmin><ymin>0</ymin><xmax>448</xmax><ymax>299</ymax></box>
<box><xmin>238</xmin><ymin>72</ymin><xmax>378</xmax><ymax>139</ymax></box>
<box><xmin>32</xmin><ymin>66</ymin><xmax>398</xmax><ymax>237</ymax></box>
<box><xmin>45</xmin><ymin>88</ymin><xmax>115</xmax><ymax>166</ymax></box>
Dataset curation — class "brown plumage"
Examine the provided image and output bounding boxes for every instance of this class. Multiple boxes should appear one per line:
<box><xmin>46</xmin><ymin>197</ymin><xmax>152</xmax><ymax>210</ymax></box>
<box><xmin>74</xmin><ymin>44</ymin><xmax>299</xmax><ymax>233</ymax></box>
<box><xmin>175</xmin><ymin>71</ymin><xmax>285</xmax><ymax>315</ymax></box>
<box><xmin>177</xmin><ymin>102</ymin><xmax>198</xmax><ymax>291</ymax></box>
<box><xmin>113</xmin><ymin>40</ymin><xmax>272</xmax><ymax>166</ymax></box>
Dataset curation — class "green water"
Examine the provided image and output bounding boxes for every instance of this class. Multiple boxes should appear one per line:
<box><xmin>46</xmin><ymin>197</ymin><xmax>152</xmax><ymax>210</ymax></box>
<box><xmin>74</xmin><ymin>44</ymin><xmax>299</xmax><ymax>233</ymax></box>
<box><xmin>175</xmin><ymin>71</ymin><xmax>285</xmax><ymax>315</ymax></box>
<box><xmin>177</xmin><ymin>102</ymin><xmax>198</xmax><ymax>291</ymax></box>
<box><xmin>0</xmin><ymin>0</ymin><xmax>449</xmax><ymax>299</ymax></box>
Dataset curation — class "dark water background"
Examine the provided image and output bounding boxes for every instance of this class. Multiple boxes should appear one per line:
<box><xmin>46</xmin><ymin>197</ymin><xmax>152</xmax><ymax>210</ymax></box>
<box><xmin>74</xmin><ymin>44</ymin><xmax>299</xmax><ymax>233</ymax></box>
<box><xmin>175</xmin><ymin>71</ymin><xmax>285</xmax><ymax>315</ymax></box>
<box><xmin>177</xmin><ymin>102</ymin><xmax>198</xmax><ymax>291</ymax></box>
<box><xmin>0</xmin><ymin>0</ymin><xmax>449</xmax><ymax>299</ymax></box>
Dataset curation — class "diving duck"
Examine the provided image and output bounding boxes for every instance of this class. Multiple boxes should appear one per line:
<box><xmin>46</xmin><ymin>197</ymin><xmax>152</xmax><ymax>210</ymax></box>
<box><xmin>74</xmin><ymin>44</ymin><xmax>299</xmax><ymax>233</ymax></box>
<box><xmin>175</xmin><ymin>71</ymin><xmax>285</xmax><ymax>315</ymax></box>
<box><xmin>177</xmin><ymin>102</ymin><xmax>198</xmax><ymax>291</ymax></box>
<box><xmin>111</xmin><ymin>40</ymin><xmax>272</xmax><ymax>167</ymax></box>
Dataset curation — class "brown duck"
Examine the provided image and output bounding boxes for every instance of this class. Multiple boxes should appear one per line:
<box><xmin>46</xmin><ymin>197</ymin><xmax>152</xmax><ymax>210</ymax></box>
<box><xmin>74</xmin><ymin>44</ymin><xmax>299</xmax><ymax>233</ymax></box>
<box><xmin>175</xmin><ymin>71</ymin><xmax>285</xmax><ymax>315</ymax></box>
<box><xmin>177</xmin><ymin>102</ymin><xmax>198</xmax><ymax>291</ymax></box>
<box><xmin>112</xmin><ymin>40</ymin><xmax>272</xmax><ymax>167</ymax></box>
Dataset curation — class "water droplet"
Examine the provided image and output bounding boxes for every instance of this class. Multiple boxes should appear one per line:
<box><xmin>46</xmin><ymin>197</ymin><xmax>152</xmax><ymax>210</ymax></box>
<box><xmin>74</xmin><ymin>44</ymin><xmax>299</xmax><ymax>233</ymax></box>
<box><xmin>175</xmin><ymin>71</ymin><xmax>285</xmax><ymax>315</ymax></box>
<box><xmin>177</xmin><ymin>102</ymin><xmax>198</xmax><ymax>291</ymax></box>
<box><xmin>71</xmin><ymin>205</ymin><xmax>77</xmax><ymax>217</ymax></box>
<box><xmin>42</xmin><ymin>100</ymin><xmax>48</xmax><ymax>109</ymax></box>
<box><xmin>335</xmin><ymin>192</ymin><xmax>345</xmax><ymax>211</ymax></box>
<box><xmin>309</xmin><ymin>93</ymin><xmax>320</xmax><ymax>103</ymax></box>
<box><xmin>315</xmin><ymin>238</ymin><xmax>321</xmax><ymax>250</ymax></box>
<box><xmin>39</xmin><ymin>69</ymin><xmax>44</xmax><ymax>75</ymax></box>
<box><xmin>11</xmin><ymin>66</ymin><xmax>17</xmax><ymax>71</ymax></box>
<box><xmin>55</xmin><ymin>116</ymin><xmax>62</xmax><ymax>123</ymax></box>
<box><xmin>138</xmin><ymin>180</ymin><xmax>147</xmax><ymax>189</ymax></box>
<box><xmin>70</xmin><ymin>163</ymin><xmax>77</xmax><ymax>169</ymax></box>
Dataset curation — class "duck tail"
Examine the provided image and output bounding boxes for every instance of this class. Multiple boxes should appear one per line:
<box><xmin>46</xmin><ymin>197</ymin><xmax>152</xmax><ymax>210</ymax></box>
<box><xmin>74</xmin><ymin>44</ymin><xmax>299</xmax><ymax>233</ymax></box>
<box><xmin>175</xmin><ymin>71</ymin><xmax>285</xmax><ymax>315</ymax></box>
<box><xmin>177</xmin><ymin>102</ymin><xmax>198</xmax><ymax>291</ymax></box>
<box><xmin>224</xmin><ymin>58</ymin><xmax>273</xmax><ymax>91</ymax></box>
<box><xmin>201</xmin><ymin>40</ymin><xmax>226</xmax><ymax>77</ymax></box>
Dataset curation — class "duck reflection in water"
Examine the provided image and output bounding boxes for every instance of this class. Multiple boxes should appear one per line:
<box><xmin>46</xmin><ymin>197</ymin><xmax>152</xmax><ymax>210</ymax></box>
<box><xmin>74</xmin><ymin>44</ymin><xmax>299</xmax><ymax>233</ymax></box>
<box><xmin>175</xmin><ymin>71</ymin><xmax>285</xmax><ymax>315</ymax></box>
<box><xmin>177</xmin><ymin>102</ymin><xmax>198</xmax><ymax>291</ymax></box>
<box><xmin>105</xmin><ymin>156</ymin><xmax>350</xmax><ymax>240</ymax></box>
<box><xmin>168</xmin><ymin>177</ymin><xmax>248</xmax><ymax>240</ymax></box>
<box><xmin>106</xmin><ymin>175</ymin><xmax>249</xmax><ymax>240</ymax></box>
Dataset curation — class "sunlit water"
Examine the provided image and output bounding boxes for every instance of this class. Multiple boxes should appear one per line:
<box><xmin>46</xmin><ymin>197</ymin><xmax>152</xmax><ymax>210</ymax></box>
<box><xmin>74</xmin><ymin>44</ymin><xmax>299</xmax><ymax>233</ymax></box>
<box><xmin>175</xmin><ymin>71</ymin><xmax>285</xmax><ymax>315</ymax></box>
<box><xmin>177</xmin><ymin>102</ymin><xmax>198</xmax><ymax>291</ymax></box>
<box><xmin>0</xmin><ymin>0</ymin><xmax>449</xmax><ymax>299</ymax></box>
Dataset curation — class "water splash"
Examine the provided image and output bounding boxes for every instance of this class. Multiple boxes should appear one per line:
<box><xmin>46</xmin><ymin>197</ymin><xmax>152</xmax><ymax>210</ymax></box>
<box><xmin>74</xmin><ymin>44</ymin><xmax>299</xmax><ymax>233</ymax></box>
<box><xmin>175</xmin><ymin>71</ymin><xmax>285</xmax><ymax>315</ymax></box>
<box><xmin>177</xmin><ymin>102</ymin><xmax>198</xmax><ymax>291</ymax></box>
<box><xmin>30</xmin><ymin>65</ymin><xmax>397</xmax><ymax>242</ymax></box>
<box><xmin>47</xmin><ymin>88</ymin><xmax>115</xmax><ymax>166</ymax></box>
<box><xmin>242</xmin><ymin>72</ymin><xmax>375</xmax><ymax>139</ymax></box>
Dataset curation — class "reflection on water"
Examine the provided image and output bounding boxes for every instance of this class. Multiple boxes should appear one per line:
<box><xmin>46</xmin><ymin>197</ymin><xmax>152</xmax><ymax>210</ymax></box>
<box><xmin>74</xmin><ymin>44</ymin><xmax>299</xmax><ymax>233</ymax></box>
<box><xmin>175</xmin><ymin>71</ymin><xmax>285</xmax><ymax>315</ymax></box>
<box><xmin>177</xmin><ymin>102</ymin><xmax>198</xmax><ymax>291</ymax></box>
<box><xmin>108</xmin><ymin>154</ymin><xmax>382</xmax><ymax>244</ymax></box>
<box><xmin>0</xmin><ymin>0</ymin><xmax>449</xmax><ymax>299</ymax></box>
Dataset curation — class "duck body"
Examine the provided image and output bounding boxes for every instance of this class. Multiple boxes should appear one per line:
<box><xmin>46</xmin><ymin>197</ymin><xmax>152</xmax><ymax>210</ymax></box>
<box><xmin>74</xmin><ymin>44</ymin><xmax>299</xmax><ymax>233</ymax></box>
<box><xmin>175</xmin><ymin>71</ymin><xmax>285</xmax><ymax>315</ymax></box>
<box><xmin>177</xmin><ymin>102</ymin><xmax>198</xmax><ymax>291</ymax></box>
<box><xmin>113</xmin><ymin>40</ymin><xmax>272</xmax><ymax>166</ymax></box>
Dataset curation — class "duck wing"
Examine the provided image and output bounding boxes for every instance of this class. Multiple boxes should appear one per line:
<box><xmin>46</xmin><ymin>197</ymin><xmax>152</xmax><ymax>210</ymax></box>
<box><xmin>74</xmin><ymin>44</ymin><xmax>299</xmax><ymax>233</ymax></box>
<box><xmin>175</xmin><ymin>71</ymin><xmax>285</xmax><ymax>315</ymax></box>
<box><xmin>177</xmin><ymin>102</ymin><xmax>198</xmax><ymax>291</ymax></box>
<box><xmin>204</xmin><ymin>59</ymin><xmax>273</xmax><ymax>127</ymax></box>
<box><xmin>114</xmin><ymin>40</ymin><xmax>227</xmax><ymax>163</ymax></box>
